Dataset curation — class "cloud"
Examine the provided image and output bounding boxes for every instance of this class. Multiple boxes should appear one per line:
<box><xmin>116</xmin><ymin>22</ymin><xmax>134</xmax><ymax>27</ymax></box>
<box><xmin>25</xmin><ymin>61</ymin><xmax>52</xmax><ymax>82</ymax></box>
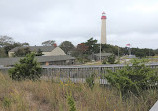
<box><xmin>0</xmin><ymin>0</ymin><xmax>158</xmax><ymax>49</ymax></box>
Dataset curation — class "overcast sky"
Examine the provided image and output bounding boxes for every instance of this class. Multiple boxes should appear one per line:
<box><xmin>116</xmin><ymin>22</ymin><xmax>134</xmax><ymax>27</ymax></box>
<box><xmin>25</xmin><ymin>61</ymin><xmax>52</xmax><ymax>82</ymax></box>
<box><xmin>0</xmin><ymin>0</ymin><xmax>158</xmax><ymax>49</ymax></box>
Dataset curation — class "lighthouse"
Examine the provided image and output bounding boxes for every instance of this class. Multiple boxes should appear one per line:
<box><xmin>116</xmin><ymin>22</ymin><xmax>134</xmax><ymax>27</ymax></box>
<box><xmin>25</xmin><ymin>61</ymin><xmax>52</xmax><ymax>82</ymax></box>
<box><xmin>101</xmin><ymin>12</ymin><xmax>107</xmax><ymax>44</ymax></box>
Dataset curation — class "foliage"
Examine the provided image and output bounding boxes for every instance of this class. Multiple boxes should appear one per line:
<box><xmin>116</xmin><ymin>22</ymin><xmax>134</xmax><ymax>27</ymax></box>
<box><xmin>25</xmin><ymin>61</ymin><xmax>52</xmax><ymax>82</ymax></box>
<box><xmin>101</xmin><ymin>44</ymin><xmax>123</xmax><ymax>56</ymax></box>
<box><xmin>67</xmin><ymin>94</ymin><xmax>76</xmax><ymax>111</ymax></box>
<box><xmin>0</xmin><ymin>35</ymin><xmax>29</xmax><ymax>57</ymax></box>
<box><xmin>42</xmin><ymin>40</ymin><xmax>57</xmax><ymax>46</ymax></box>
<box><xmin>2</xmin><ymin>97</ymin><xmax>12</xmax><ymax>108</ymax></box>
<box><xmin>86</xmin><ymin>73</ymin><xmax>95</xmax><ymax>89</ymax></box>
<box><xmin>35</xmin><ymin>48</ymin><xmax>43</xmax><ymax>56</ymax></box>
<box><xmin>76</xmin><ymin>43</ymin><xmax>88</xmax><ymax>54</ymax></box>
<box><xmin>85</xmin><ymin>37</ymin><xmax>99</xmax><ymax>54</ymax></box>
<box><xmin>0</xmin><ymin>73</ymin><xmax>158</xmax><ymax>111</ymax></box>
<box><xmin>131</xmin><ymin>48</ymin><xmax>155</xmax><ymax>58</ymax></box>
<box><xmin>0</xmin><ymin>48</ymin><xmax>7</xmax><ymax>57</ymax></box>
<box><xmin>14</xmin><ymin>47</ymin><xmax>31</xmax><ymax>57</ymax></box>
<box><xmin>107</xmin><ymin>54</ymin><xmax>116</xmax><ymax>64</ymax></box>
<box><xmin>59</xmin><ymin>41</ymin><xmax>75</xmax><ymax>54</ymax></box>
<box><xmin>102</xmin><ymin>54</ymin><xmax>116</xmax><ymax>64</ymax></box>
<box><xmin>4</xmin><ymin>42</ymin><xmax>29</xmax><ymax>55</ymax></box>
<box><xmin>76</xmin><ymin>55</ymin><xmax>90</xmax><ymax>64</ymax></box>
<box><xmin>105</xmin><ymin>59</ymin><xmax>158</xmax><ymax>96</ymax></box>
<box><xmin>0</xmin><ymin>36</ymin><xmax>14</xmax><ymax>47</ymax></box>
<box><xmin>102</xmin><ymin>58</ymin><xmax>107</xmax><ymax>64</ymax></box>
<box><xmin>9</xmin><ymin>53</ymin><xmax>42</xmax><ymax>80</ymax></box>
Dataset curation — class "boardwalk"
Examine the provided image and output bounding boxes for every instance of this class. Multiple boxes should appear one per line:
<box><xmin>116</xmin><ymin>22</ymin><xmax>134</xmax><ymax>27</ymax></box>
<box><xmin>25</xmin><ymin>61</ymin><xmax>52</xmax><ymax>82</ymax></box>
<box><xmin>1</xmin><ymin>63</ymin><xmax>158</xmax><ymax>84</ymax></box>
<box><xmin>41</xmin><ymin>63</ymin><xmax>158</xmax><ymax>84</ymax></box>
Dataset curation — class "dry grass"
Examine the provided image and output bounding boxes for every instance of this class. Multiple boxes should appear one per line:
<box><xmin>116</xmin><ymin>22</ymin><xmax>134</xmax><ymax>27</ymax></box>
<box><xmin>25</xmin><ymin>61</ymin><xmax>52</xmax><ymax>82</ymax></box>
<box><xmin>83</xmin><ymin>61</ymin><xmax>102</xmax><ymax>65</ymax></box>
<box><xmin>0</xmin><ymin>72</ymin><xmax>157</xmax><ymax>111</ymax></box>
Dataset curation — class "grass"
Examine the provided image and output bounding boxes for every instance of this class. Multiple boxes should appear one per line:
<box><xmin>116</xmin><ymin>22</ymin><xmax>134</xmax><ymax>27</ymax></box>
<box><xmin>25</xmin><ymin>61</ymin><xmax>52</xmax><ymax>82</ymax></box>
<box><xmin>83</xmin><ymin>61</ymin><xmax>102</xmax><ymax>65</ymax></box>
<box><xmin>0</xmin><ymin>72</ymin><xmax>157</xmax><ymax>111</ymax></box>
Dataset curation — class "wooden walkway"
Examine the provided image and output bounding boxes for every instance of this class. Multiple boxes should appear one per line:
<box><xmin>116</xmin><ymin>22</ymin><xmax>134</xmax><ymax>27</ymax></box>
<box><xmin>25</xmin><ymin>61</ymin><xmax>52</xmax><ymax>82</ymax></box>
<box><xmin>41</xmin><ymin>63</ymin><xmax>158</xmax><ymax>84</ymax></box>
<box><xmin>1</xmin><ymin>63</ymin><xmax>158</xmax><ymax>84</ymax></box>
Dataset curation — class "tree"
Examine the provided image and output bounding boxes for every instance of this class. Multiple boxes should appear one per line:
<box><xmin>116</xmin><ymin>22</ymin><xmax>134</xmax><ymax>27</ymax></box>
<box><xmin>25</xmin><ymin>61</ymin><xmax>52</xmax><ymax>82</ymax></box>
<box><xmin>107</xmin><ymin>54</ymin><xmax>116</xmax><ymax>64</ymax></box>
<box><xmin>14</xmin><ymin>47</ymin><xmax>31</xmax><ymax>57</ymax></box>
<box><xmin>102</xmin><ymin>54</ymin><xmax>116</xmax><ymax>64</ymax></box>
<box><xmin>0</xmin><ymin>36</ymin><xmax>14</xmax><ymax>47</ymax></box>
<box><xmin>35</xmin><ymin>49</ymin><xmax>43</xmax><ymax>56</ymax></box>
<box><xmin>0</xmin><ymin>48</ymin><xmax>7</xmax><ymax>57</ymax></box>
<box><xmin>85</xmin><ymin>38</ymin><xmax>99</xmax><ymax>54</ymax></box>
<box><xmin>9</xmin><ymin>53</ymin><xmax>42</xmax><ymax>80</ymax></box>
<box><xmin>4</xmin><ymin>42</ymin><xmax>29</xmax><ymax>56</ymax></box>
<box><xmin>105</xmin><ymin>59</ymin><xmax>158</xmax><ymax>96</ymax></box>
<box><xmin>42</xmin><ymin>40</ymin><xmax>57</xmax><ymax>46</ymax></box>
<box><xmin>59</xmin><ymin>41</ymin><xmax>75</xmax><ymax>54</ymax></box>
<box><xmin>76</xmin><ymin>43</ymin><xmax>88</xmax><ymax>54</ymax></box>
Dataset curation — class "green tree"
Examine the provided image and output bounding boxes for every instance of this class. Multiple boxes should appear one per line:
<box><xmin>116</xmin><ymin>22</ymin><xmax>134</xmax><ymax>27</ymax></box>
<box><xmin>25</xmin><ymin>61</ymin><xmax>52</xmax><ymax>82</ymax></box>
<box><xmin>107</xmin><ymin>54</ymin><xmax>115</xmax><ymax>64</ymax></box>
<box><xmin>105</xmin><ymin>59</ymin><xmax>158</xmax><ymax>96</ymax></box>
<box><xmin>85</xmin><ymin>38</ymin><xmax>99</xmax><ymax>54</ymax></box>
<box><xmin>9</xmin><ymin>53</ymin><xmax>42</xmax><ymax>80</ymax></box>
<box><xmin>0</xmin><ymin>48</ymin><xmax>7</xmax><ymax>57</ymax></box>
<box><xmin>36</xmin><ymin>49</ymin><xmax>43</xmax><ymax>56</ymax></box>
<box><xmin>0</xmin><ymin>36</ymin><xmax>14</xmax><ymax>47</ymax></box>
<box><xmin>59</xmin><ymin>41</ymin><xmax>75</xmax><ymax>54</ymax></box>
<box><xmin>4</xmin><ymin>42</ymin><xmax>29</xmax><ymax>56</ymax></box>
<box><xmin>14</xmin><ymin>47</ymin><xmax>31</xmax><ymax>57</ymax></box>
<box><xmin>102</xmin><ymin>54</ymin><xmax>116</xmax><ymax>64</ymax></box>
<box><xmin>42</xmin><ymin>40</ymin><xmax>56</xmax><ymax>46</ymax></box>
<box><xmin>86</xmin><ymin>73</ymin><xmax>96</xmax><ymax>89</ymax></box>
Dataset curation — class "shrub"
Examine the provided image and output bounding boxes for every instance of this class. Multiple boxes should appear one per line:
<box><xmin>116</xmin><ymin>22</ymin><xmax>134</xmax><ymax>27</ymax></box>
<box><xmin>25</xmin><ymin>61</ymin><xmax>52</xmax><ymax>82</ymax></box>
<box><xmin>102</xmin><ymin>59</ymin><xmax>107</xmax><ymax>64</ymax></box>
<box><xmin>86</xmin><ymin>73</ymin><xmax>95</xmax><ymax>89</ymax></box>
<box><xmin>107</xmin><ymin>54</ymin><xmax>115</xmax><ymax>64</ymax></box>
<box><xmin>2</xmin><ymin>97</ymin><xmax>11</xmax><ymax>108</ymax></box>
<box><xmin>105</xmin><ymin>59</ymin><xmax>158</xmax><ymax>96</ymax></box>
<box><xmin>67</xmin><ymin>94</ymin><xmax>76</xmax><ymax>111</ymax></box>
<box><xmin>102</xmin><ymin>54</ymin><xmax>116</xmax><ymax>64</ymax></box>
<box><xmin>9</xmin><ymin>53</ymin><xmax>42</xmax><ymax>80</ymax></box>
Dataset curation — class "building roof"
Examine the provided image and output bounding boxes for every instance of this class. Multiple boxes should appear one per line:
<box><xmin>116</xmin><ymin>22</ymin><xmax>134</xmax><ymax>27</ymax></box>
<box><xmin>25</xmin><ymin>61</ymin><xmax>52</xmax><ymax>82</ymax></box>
<box><xmin>9</xmin><ymin>46</ymin><xmax>56</xmax><ymax>52</ymax></box>
<box><xmin>0</xmin><ymin>55</ymin><xmax>75</xmax><ymax>66</ymax></box>
<box><xmin>94</xmin><ymin>53</ymin><xmax>112</xmax><ymax>57</ymax></box>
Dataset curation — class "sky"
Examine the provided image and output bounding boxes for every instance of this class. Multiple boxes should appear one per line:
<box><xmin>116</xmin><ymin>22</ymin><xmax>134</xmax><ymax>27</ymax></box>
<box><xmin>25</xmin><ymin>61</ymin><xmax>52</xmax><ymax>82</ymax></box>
<box><xmin>0</xmin><ymin>0</ymin><xmax>158</xmax><ymax>49</ymax></box>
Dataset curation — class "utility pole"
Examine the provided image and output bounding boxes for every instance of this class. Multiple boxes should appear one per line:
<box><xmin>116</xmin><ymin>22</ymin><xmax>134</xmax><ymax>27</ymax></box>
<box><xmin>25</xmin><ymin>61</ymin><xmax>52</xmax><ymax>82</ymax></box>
<box><xmin>118</xmin><ymin>46</ymin><xmax>119</xmax><ymax>58</ymax></box>
<box><xmin>100</xmin><ymin>43</ymin><xmax>102</xmax><ymax>62</ymax></box>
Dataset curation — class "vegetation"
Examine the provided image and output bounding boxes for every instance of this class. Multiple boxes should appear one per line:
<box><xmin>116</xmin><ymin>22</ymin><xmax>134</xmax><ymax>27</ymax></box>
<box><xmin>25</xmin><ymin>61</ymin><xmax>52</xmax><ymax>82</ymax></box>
<box><xmin>0</xmin><ymin>35</ymin><xmax>158</xmax><ymax>64</ymax></box>
<box><xmin>9</xmin><ymin>53</ymin><xmax>42</xmax><ymax>80</ymax></box>
<box><xmin>67</xmin><ymin>94</ymin><xmax>76</xmax><ymax>111</ymax></box>
<box><xmin>0</xmin><ymin>72</ymin><xmax>157</xmax><ymax>111</ymax></box>
<box><xmin>0</xmin><ymin>36</ymin><xmax>29</xmax><ymax>57</ymax></box>
<box><xmin>102</xmin><ymin>54</ymin><xmax>116</xmax><ymax>64</ymax></box>
<box><xmin>105</xmin><ymin>59</ymin><xmax>158</xmax><ymax>97</ymax></box>
<box><xmin>14</xmin><ymin>47</ymin><xmax>31</xmax><ymax>57</ymax></box>
<box><xmin>59</xmin><ymin>41</ymin><xmax>75</xmax><ymax>54</ymax></box>
<box><xmin>42</xmin><ymin>40</ymin><xmax>57</xmax><ymax>47</ymax></box>
<box><xmin>35</xmin><ymin>48</ymin><xmax>43</xmax><ymax>56</ymax></box>
<box><xmin>86</xmin><ymin>73</ymin><xmax>95</xmax><ymax>89</ymax></box>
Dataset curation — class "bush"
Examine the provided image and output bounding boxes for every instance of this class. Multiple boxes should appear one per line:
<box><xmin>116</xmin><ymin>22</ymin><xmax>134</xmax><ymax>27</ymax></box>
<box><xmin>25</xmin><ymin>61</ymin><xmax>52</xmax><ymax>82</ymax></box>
<box><xmin>9</xmin><ymin>53</ymin><xmax>42</xmax><ymax>80</ymax></box>
<box><xmin>102</xmin><ymin>54</ymin><xmax>116</xmax><ymax>64</ymax></box>
<box><xmin>67</xmin><ymin>94</ymin><xmax>76</xmax><ymax>111</ymax></box>
<box><xmin>107</xmin><ymin>54</ymin><xmax>115</xmax><ymax>64</ymax></box>
<box><xmin>105</xmin><ymin>59</ymin><xmax>158</xmax><ymax>96</ymax></box>
<box><xmin>86</xmin><ymin>73</ymin><xmax>95</xmax><ymax>89</ymax></box>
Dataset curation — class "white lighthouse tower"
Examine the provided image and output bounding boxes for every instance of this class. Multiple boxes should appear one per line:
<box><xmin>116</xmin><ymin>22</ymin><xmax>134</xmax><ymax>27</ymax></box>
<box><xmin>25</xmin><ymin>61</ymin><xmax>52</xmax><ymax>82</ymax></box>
<box><xmin>101</xmin><ymin>12</ymin><xmax>107</xmax><ymax>44</ymax></box>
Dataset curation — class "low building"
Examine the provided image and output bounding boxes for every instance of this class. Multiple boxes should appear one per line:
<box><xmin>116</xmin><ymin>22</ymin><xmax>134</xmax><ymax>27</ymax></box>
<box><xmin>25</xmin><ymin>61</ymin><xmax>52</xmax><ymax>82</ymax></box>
<box><xmin>8</xmin><ymin>46</ymin><xmax>66</xmax><ymax>57</ymax></box>
<box><xmin>0</xmin><ymin>55</ymin><xmax>75</xmax><ymax>67</ymax></box>
<box><xmin>93</xmin><ymin>53</ymin><xmax>112</xmax><ymax>61</ymax></box>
